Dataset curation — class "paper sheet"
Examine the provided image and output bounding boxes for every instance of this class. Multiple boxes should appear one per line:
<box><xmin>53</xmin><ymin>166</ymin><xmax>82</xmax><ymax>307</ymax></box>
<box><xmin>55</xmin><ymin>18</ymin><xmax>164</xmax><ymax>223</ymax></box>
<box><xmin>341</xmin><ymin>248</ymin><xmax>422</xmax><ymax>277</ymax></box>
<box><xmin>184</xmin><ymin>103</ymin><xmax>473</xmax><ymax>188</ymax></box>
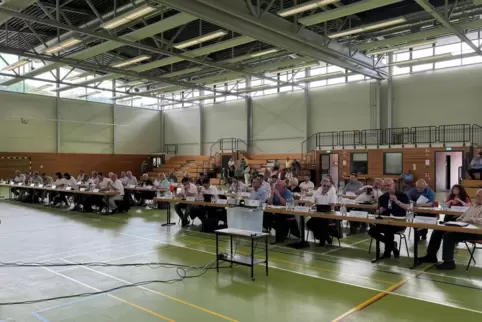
<box><xmin>416</xmin><ymin>195</ymin><xmax>429</xmax><ymax>205</ymax></box>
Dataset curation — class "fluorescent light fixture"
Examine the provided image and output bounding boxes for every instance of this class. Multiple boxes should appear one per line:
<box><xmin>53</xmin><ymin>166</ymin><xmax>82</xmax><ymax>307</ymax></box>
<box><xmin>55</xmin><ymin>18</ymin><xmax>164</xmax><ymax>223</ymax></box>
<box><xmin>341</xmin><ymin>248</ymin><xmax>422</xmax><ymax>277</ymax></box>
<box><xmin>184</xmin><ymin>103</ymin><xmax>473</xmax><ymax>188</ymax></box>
<box><xmin>31</xmin><ymin>84</ymin><xmax>53</xmax><ymax>92</ymax></box>
<box><xmin>77</xmin><ymin>91</ymin><xmax>102</xmax><ymax>98</ymax></box>
<box><xmin>101</xmin><ymin>5</ymin><xmax>158</xmax><ymax>30</ymax></box>
<box><xmin>174</xmin><ymin>30</ymin><xmax>228</xmax><ymax>49</ymax></box>
<box><xmin>278</xmin><ymin>0</ymin><xmax>338</xmax><ymax>17</ymax></box>
<box><xmin>393</xmin><ymin>53</ymin><xmax>453</xmax><ymax>66</ymax></box>
<box><xmin>299</xmin><ymin>71</ymin><xmax>344</xmax><ymax>81</ymax></box>
<box><xmin>117</xmin><ymin>80</ymin><xmax>146</xmax><ymax>87</ymax></box>
<box><xmin>367</xmin><ymin>40</ymin><xmax>437</xmax><ymax>56</ymax></box>
<box><xmin>271</xmin><ymin>62</ymin><xmax>319</xmax><ymax>74</ymax></box>
<box><xmin>43</xmin><ymin>38</ymin><xmax>82</xmax><ymax>54</ymax></box>
<box><xmin>250</xmin><ymin>49</ymin><xmax>279</xmax><ymax>58</ymax></box>
<box><xmin>111</xmin><ymin>55</ymin><xmax>151</xmax><ymax>68</ymax></box>
<box><xmin>3</xmin><ymin>59</ymin><xmax>29</xmax><ymax>71</ymax></box>
<box><xmin>66</xmin><ymin>71</ymin><xmax>94</xmax><ymax>81</ymax></box>
<box><xmin>329</xmin><ymin>17</ymin><xmax>407</xmax><ymax>38</ymax></box>
<box><xmin>117</xmin><ymin>96</ymin><xmax>142</xmax><ymax>103</ymax></box>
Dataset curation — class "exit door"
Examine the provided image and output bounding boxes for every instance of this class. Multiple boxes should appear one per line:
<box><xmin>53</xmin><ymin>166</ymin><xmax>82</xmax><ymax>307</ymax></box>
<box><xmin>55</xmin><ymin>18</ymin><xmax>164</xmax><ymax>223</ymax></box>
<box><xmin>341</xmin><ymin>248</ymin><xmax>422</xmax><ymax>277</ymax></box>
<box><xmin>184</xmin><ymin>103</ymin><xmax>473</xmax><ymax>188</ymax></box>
<box><xmin>319</xmin><ymin>153</ymin><xmax>339</xmax><ymax>187</ymax></box>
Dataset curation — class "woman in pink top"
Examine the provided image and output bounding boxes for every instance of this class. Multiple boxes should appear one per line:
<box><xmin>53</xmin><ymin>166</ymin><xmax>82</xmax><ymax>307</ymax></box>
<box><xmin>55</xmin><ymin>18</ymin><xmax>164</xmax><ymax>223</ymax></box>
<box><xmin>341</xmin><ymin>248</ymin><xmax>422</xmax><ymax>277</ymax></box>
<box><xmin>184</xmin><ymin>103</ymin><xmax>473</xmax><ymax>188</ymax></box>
<box><xmin>444</xmin><ymin>184</ymin><xmax>471</xmax><ymax>222</ymax></box>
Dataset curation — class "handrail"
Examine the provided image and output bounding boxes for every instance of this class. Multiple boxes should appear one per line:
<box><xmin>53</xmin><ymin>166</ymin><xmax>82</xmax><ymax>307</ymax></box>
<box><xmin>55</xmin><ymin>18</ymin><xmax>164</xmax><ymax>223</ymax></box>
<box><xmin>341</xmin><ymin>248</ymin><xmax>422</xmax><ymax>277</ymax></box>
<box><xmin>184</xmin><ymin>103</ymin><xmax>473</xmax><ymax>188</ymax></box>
<box><xmin>303</xmin><ymin>123</ymin><xmax>479</xmax><ymax>151</ymax></box>
<box><xmin>164</xmin><ymin>144</ymin><xmax>177</xmax><ymax>155</ymax></box>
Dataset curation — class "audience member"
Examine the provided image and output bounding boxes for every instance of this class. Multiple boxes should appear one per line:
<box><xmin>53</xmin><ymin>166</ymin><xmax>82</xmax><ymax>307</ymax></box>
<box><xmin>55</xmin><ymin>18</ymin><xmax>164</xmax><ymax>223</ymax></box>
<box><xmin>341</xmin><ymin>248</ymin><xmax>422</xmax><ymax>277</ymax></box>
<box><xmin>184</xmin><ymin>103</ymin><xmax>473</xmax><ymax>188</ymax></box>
<box><xmin>444</xmin><ymin>184</ymin><xmax>471</xmax><ymax>222</ymax></box>
<box><xmin>299</xmin><ymin>175</ymin><xmax>315</xmax><ymax>193</ymax></box>
<box><xmin>267</xmin><ymin>180</ymin><xmax>298</xmax><ymax>243</ymax></box>
<box><xmin>343</xmin><ymin>174</ymin><xmax>363</xmax><ymax>194</ymax></box>
<box><xmin>307</xmin><ymin>179</ymin><xmax>337</xmax><ymax>246</ymax></box>
<box><xmin>418</xmin><ymin>189</ymin><xmax>482</xmax><ymax>270</ymax></box>
<box><xmin>249</xmin><ymin>178</ymin><xmax>268</xmax><ymax>201</ymax></box>
<box><xmin>407</xmin><ymin>179</ymin><xmax>435</xmax><ymax>240</ymax></box>
<box><xmin>175</xmin><ymin>177</ymin><xmax>198</xmax><ymax>227</ymax></box>
<box><xmin>468</xmin><ymin>152</ymin><xmax>482</xmax><ymax>179</ymax></box>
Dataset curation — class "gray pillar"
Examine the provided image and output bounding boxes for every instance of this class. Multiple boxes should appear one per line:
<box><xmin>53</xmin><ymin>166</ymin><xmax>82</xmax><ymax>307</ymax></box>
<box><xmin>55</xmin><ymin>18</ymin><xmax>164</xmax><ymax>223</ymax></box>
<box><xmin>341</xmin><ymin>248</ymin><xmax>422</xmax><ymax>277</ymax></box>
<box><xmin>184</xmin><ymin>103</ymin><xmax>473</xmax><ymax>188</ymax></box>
<box><xmin>55</xmin><ymin>67</ymin><xmax>60</xmax><ymax>153</ymax></box>
<box><xmin>112</xmin><ymin>79</ymin><xmax>117</xmax><ymax>154</ymax></box>
<box><xmin>304</xmin><ymin>68</ymin><xmax>311</xmax><ymax>152</ymax></box>
<box><xmin>246</xmin><ymin>76</ymin><xmax>253</xmax><ymax>154</ymax></box>
<box><xmin>199</xmin><ymin>101</ymin><xmax>205</xmax><ymax>155</ymax></box>
<box><xmin>369</xmin><ymin>81</ymin><xmax>381</xmax><ymax>129</ymax></box>
<box><xmin>386</xmin><ymin>53</ymin><xmax>394</xmax><ymax>129</ymax></box>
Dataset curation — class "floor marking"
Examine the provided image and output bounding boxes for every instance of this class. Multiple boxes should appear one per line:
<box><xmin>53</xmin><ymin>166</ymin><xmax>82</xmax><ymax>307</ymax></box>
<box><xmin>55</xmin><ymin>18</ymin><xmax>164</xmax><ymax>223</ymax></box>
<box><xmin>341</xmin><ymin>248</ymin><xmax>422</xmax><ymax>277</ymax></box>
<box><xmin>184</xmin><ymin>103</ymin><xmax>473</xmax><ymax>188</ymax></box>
<box><xmin>40</xmin><ymin>266</ymin><xmax>175</xmax><ymax>322</ymax></box>
<box><xmin>35</xmin><ymin>293</ymin><xmax>107</xmax><ymax>313</ymax></box>
<box><xmin>61</xmin><ymin>253</ymin><xmax>239</xmax><ymax>322</ymax></box>
<box><xmin>120</xmin><ymin>232</ymin><xmax>482</xmax><ymax>315</ymax></box>
<box><xmin>32</xmin><ymin>312</ymin><xmax>50</xmax><ymax>322</ymax></box>
<box><xmin>331</xmin><ymin>264</ymin><xmax>434</xmax><ymax>322</ymax></box>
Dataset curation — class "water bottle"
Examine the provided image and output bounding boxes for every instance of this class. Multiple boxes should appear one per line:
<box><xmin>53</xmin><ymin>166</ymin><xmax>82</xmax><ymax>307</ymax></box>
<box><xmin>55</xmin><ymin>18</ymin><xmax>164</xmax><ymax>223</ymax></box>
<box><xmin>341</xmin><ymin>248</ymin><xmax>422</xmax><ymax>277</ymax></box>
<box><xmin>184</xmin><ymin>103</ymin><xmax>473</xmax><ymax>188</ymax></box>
<box><xmin>340</xmin><ymin>204</ymin><xmax>347</xmax><ymax>216</ymax></box>
<box><xmin>407</xmin><ymin>201</ymin><xmax>414</xmax><ymax>222</ymax></box>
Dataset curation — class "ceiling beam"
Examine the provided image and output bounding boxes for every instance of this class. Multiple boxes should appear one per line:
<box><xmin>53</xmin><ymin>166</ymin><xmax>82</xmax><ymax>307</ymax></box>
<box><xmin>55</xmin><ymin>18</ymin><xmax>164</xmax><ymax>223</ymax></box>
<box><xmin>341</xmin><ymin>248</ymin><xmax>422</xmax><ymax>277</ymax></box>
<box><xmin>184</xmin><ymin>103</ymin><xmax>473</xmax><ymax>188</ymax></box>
<box><xmin>0</xmin><ymin>6</ymin><xmax>304</xmax><ymax>89</ymax></box>
<box><xmin>152</xmin><ymin>0</ymin><xmax>386</xmax><ymax>79</ymax></box>
<box><xmin>414</xmin><ymin>0</ymin><xmax>482</xmax><ymax>55</ymax></box>
<box><xmin>37</xmin><ymin>1</ymin><xmax>95</xmax><ymax>16</ymax></box>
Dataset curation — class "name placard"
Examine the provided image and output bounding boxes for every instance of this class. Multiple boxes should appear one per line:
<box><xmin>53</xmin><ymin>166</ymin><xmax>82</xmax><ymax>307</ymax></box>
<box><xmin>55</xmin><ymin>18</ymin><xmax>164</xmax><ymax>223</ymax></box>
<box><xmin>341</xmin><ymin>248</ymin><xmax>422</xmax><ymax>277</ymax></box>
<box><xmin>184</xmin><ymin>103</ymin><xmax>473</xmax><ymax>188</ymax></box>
<box><xmin>128</xmin><ymin>185</ymin><xmax>136</xmax><ymax>188</ymax></box>
<box><xmin>51</xmin><ymin>185</ymin><xmax>56</xmax><ymax>189</ymax></box>
<box><xmin>216</xmin><ymin>199</ymin><xmax>228</xmax><ymax>205</ymax></box>
<box><xmin>66</xmin><ymin>187</ymin><xmax>72</xmax><ymax>191</ymax></box>
<box><xmin>30</xmin><ymin>183</ymin><xmax>35</xmax><ymax>187</ymax></box>
<box><xmin>186</xmin><ymin>196</ymin><xmax>196</xmax><ymax>202</ymax></box>
<box><xmin>450</xmin><ymin>206</ymin><xmax>470</xmax><ymax>212</ymax></box>
<box><xmin>18</xmin><ymin>182</ymin><xmax>23</xmax><ymax>186</ymax></box>
<box><xmin>80</xmin><ymin>188</ymin><xmax>86</xmax><ymax>192</ymax></box>
<box><xmin>38</xmin><ymin>184</ymin><xmax>43</xmax><ymax>187</ymax></box>
<box><xmin>349</xmin><ymin>211</ymin><xmax>368</xmax><ymax>218</ymax></box>
<box><xmin>294</xmin><ymin>206</ymin><xmax>310</xmax><ymax>213</ymax></box>
<box><xmin>93</xmin><ymin>189</ymin><xmax>99</xmax><ymax>193</ymax></box>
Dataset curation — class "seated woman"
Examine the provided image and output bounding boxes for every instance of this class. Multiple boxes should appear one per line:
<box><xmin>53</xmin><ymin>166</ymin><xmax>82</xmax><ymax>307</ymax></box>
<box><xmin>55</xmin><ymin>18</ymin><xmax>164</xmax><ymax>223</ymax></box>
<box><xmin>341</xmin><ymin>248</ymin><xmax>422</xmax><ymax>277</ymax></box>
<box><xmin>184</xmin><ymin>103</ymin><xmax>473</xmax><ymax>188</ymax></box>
<box><xmin>306</xmin><ymin>178</ymin><xmax>337</xmax><ymax>246</ymax></box>
<box><xmin>444</xmin><ymin>184</ymin><xmax>471</xmax><ymax>222</ymax></box>
<box><xmin>418</xmin><ymin>189</ymin><xmax>482</xmax><ymax>270</ymax></box>
<box><xmin>287</xmin><ymin>178</ymin><xmax>301</xmax><ymax>194</ymax></box>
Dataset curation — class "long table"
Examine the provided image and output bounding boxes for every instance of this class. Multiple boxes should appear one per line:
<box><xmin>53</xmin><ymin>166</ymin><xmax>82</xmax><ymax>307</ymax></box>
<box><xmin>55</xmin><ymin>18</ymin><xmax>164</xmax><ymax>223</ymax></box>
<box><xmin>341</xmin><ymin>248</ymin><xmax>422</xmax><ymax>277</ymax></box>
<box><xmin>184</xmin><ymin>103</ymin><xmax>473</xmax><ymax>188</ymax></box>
<box><xmin>152</xmin><ymin>197</ymin><xmax>482</xmax><ymax>268</ymax></box>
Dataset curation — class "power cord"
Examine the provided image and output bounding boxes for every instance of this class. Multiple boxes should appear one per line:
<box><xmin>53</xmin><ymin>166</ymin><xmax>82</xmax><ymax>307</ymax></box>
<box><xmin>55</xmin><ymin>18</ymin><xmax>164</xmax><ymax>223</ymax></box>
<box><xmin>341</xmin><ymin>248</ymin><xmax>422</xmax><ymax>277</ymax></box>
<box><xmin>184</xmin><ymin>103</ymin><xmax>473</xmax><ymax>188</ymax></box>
<box><xmin>0</xmin><ymin>261</ymin><xmax>201</xmax><ymax>269</ymax></box>
<box><xmin>0</xmin><ymin>260</ymin><xmax>233</xmax><ymax>306</ymax></box>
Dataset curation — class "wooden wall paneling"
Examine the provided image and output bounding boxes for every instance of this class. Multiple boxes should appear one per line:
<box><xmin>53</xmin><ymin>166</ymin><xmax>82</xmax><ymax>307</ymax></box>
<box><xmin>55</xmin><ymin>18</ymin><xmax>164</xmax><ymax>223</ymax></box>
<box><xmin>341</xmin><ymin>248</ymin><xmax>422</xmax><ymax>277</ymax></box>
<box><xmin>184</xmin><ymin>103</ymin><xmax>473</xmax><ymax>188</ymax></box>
<box><xmin>322</xmin><ymin>146</ymin><xmax>469</xmax><ymax>189</ymax></box>
<box><xmin>0</xmin><ymin>152</ymin><xmax>147</xmax><ymax>179</ymax></box>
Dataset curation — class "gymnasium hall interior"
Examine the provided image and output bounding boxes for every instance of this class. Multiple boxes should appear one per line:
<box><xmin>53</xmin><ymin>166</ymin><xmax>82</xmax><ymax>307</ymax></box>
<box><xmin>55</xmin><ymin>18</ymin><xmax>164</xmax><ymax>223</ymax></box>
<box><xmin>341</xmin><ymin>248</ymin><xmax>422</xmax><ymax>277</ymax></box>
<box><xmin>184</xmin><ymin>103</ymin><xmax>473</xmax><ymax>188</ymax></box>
<box><xmin>1</xmin><ymin>0</ymin><xmax>482</xmax><ymax>321</ymax></box>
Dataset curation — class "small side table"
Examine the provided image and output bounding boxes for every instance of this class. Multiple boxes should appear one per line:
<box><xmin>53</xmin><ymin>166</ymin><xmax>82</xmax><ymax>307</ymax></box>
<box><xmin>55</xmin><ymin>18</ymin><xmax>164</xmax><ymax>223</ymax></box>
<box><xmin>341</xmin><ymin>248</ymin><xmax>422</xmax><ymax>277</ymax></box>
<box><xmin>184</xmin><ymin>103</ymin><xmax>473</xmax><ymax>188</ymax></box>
<box><xmin>215</xmin><ymin>228</ymin><xmax>269</xmax><ymax>281</ymax></box>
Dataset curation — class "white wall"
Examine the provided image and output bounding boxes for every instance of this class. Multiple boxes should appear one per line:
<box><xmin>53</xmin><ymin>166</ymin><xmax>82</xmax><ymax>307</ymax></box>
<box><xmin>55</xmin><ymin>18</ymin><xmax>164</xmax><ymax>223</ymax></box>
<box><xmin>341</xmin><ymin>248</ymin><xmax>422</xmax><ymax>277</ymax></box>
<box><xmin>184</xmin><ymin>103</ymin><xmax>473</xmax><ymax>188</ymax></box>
<box><xmin>253</xmin><ymin>91</ymin><xmax>306</xmax><ymax>153</ymax></box>
<box><xmin>310</xmin><ymin>82</ymin><xmax>373</xmax><ymax>133</ymax></box>
<box><xmin>0</xmin><ymin>91</ymin><xmax>162</xmax><ymax>154</ymax></box>
<box><xmin>202</xmin><ymin>100</ymin><xmax>246</xmax><ymax>154</ymax></box>
<box><xmin>393</xmin><ymin>64</ymin><xmax>482</xmax><ymax>127</ymax></box>
<box><xmin>0</xmin><ymin>91</ymin><xmax>57</xmax><ymax>152</ymax></box>
<box><xmin>164</xmin><ymin>108</ymin><xmax>200</xmax><ymax>155</ymax></box>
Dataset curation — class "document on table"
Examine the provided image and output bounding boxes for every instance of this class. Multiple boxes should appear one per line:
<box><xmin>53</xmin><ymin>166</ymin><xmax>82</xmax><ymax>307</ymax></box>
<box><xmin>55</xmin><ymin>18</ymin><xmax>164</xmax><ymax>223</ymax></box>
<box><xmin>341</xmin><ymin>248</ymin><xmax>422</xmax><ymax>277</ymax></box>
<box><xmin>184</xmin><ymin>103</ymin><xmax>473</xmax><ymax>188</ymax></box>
<box><xmin>445</xmin><ymin>221</ymin><xmax>469</xmax><ymax>227</ymax></box>
<box><xmin>349</xmin><ymin>211</ymin><xmax>368</xmax><ymax>218</ymax></box>
<box><xmin>450</xmin><ymin>206</ymin><xmax>470</xmax><ymax>213</ymax></box>
<box><xmin>416</xmin><ymin>195</ymin><xmax>429</xmax><ymax>205</ymax></box>
<box><xmin>414</xmin><ymin>216</ymin><xmax>437</xmax><ymax>225</ymax></box>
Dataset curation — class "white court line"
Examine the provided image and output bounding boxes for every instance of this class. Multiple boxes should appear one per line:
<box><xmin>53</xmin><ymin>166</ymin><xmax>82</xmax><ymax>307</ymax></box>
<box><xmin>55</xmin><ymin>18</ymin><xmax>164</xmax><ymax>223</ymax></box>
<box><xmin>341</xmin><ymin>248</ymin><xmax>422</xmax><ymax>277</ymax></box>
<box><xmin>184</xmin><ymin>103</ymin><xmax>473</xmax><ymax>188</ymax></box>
<box><xmin>118</xmin><ymin>232</ymin><xmax>482</xmax><ymax>315</ymax></box>
<box><xmin>39</xmin><ymin>266</ymin><xmax>174</xmax><ymax>322</ymax></box>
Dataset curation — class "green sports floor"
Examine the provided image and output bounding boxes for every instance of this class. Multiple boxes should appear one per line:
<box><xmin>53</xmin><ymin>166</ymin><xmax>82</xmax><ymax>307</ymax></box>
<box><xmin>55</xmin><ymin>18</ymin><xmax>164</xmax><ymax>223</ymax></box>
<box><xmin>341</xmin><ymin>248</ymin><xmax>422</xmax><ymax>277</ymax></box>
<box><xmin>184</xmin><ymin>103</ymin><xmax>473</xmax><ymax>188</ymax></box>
<box><xmin>1</xmin><ymin>198</ymin><xmax>482</xmax><ymax>322</ymax></box>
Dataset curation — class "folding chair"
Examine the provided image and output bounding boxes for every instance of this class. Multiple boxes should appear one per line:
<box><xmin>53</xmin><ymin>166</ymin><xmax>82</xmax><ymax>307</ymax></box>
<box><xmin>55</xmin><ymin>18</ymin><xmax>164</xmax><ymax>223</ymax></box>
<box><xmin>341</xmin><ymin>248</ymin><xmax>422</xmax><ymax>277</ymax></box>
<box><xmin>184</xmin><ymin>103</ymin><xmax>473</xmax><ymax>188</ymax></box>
<box><xmin>465</xmin><ymin>240</ymin><xmax>482</xmax><ymax>271</ymax></box>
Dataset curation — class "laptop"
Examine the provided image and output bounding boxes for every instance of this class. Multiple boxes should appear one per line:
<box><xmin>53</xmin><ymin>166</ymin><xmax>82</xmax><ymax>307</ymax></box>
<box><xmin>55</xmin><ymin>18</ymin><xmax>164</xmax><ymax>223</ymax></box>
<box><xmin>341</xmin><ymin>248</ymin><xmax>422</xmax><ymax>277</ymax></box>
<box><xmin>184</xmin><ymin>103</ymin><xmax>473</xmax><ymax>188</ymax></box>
<box><xmin>203</xmin><ymin>194</ymin><xmax>214</xmax><ymax>203</ymax></box>
<box><xmin>316</xmin><ymin>204</ymin><xmax>332</xmax><ymax>213</ymax></box>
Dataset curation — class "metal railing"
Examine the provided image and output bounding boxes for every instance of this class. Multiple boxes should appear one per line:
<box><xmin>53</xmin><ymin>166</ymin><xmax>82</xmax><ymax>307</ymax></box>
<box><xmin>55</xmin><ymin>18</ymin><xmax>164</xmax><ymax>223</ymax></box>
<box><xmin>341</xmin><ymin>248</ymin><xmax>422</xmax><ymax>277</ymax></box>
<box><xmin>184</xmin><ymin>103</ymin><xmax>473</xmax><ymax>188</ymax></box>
<box><xmin>209</xmin><ymin>138</ymin><xmax>247</xmax><ymax>157</ymax></box>
<box><xmin>303</xmin><ymin>123</ymin><xmax>479</xmax><ymax>152</ymax></box>
<box><xmin>164</xmin><ymin>144</ymin><xmax>178</xmax><ymax>155</ymax></box>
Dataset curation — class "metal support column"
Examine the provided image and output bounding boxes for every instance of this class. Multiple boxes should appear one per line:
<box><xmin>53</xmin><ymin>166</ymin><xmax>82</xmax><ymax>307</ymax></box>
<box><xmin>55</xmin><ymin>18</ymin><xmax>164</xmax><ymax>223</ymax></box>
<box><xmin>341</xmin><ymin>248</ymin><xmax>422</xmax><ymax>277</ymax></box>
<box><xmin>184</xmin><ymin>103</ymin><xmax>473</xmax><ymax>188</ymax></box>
<box><xmin>304</xmin><ymin>67</ymin><xmax>311</xmax><ymax>142</ymax></box>
<box><xmin>386</xmin><ymin>53</ymin><xmax>394</xmax><ymax>129</ymax></box>
<box><xmin>112</xmin><ymin>79</ymin><xmax>117</xmax><ymax>154</ymax></box>
<box><xmin>245</xmin><ymin>77</ymin><xmax>253</xmax><ymax>154</ymax></box>
<box><xmin>199</xmin><ymin>89</ymin><xmax>205</xmax><ymax>155</ymax></box>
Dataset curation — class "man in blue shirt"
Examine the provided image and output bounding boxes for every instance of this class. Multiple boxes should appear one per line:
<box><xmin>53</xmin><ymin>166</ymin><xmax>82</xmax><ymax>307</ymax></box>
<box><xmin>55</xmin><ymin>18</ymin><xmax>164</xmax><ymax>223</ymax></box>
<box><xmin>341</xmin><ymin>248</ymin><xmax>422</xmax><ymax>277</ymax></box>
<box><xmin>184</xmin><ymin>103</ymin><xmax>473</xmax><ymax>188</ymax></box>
<box><xmin>468</xmin><ymin>153</ymin><xmax>482</xmax><ymax>179</ymax></box>
<box><xmin>267</xmin><ymin>180</ymin><xmax>299</xmax><ymax>243</ymax></box>
<box><xmin>407</xmin><ymin>179</ymin><xmax>435</xmax><ymax>240</ymax></box>
<box><xmin>249</xmin><ymin>178</ymin><xmax>268</xmax><ymax>202</ymax></box>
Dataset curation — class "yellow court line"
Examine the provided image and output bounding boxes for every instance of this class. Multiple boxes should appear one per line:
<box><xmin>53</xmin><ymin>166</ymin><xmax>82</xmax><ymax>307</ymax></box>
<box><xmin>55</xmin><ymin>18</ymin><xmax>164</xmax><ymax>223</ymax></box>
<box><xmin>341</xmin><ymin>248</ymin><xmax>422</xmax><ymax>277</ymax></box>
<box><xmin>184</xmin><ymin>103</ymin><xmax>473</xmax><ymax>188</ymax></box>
<box><xmin>42</xmin><ymin>266</ymin><xmax>175</xmax><ymax>322</ymax></box>
<box><xmin>62</xmin><ymin>240</ymin><xmax>239</xmax><ymax>322</ymax></box>
<box><xmin>330</xmin><ymin>264</ymin><xmax>434</xmax><ymax>322</ymax></box>
<box><xmin>110</xmin><ymin>295</ymin><xmax>175</xmax><ymax>322</ymax></box>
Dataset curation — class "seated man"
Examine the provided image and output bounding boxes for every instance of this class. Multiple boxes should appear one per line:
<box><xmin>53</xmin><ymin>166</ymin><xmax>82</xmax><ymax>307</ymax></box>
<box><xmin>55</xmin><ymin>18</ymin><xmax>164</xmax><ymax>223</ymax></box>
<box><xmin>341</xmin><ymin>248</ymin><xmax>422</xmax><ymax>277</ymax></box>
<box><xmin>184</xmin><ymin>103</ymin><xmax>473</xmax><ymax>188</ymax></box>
<box><xmin>418</xmin><ymin>189</ymin><xmax>482</xmax><ymax>270</ymax></box>
<box><xmin>344</xmin><ymin>174</ymin><xmax>363</xmax><ymax>194</ymax></box>
<box><xmin>106</xmin><ymin>174</ymin><xmax>124</xmax><ymax>213</ymax></box>
<box><xmin>369</xmin><ymin>178</ymin><xmax>409</xmax><ymax>260</ymax></box>
<box><xmin>175</xmin><ymin>177</ymin><xmax>198</xmax><ymax>227</ymax></box>
<box><xmin>259</xmin><ymin>174</ymin><xmax>272</xmax><ymax>196</ymax></box>
<box><xmin>120</xmin><ymin>171</ymin><xmax>128</xmax><ymax>186</ymax></box>
<box><xmin>407</xmin><ymin>179</ymin><xmax>435</xmax><ymax>240</ymax></box>
<box><xmin>400</xmin><ymin>170</ymin><xmax>414</xmax><ymax>192</ymax></box>
<box><xmin>267</xmin><ymin>180</ymin><xmax>299</xmax><ymax>243</ymax></box>
<box><xmin>349</xmin><ymin>178</ymin><xmax>383</xmax><ymax>234</ymax></box>
<box><xmin>307</xmin><ymin>178</ymin><xmax>337</xmax><ymax>246</ymax></box>
<box><xmin>249</xmin><ymin>178</ymin><xmax>268</xmax><ymax>202</ymax></box>
<box><xmin>11</xmin><ymin>170</ymin><xmax>26</xmax><ymax>199</ymax></box>
<box><xmin>299</xmin><ymin>175</ymin><xmax>315</xmax><ymax>193</ymax></box>
<box><xmin>468</xmin><ymin>152</ymin><xmax>482</xmax><ymax>179</ymax></box>
<box><xmin>228</xmin><ymin>178</ymin><xmax>246</xmax><ymax>193</ymax></box>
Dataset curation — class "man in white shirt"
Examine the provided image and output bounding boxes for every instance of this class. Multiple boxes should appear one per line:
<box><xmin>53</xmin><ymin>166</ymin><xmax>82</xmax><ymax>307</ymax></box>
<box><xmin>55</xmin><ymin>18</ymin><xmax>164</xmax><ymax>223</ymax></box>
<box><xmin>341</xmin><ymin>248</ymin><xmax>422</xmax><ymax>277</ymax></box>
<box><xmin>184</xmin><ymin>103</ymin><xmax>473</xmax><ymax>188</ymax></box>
<box><xmin>199</xmin><ymin>178</ymin><xmax>218</xmax><ymax>201</ymax></box>
<box><xmin>259</xmin><ymin>175</ymin><xmax>272</xmax><ymax>196</ymax></box>
<box><xmin>97</xmin><ymin>173</ymin><xmax>110</xmax><ymax>191</ymax></box>
<box><xmin>307</xmin><ymin>179</ymin><xmax>338</xmax><ymax>246</ymax></box>
<box><xmin>299</xmin><ymin>175</ymin><xmax>315</xmax><ymax>193</ymax></box>
<box><xmin>76</xmin><ymin>170</ymin><xmax>85</xmax><ymax>183</ymax></box>
<box><xmin>355</xmin><ymin>178</ymin><xmax>383</xmax><ymax>203</ymax></box>
<box><xmin>175</xmin><ymin>177</ymin><xmax>199</xmax><ymax>227</ymax></box>
<box><xmin>228</xmin><ymin>178</ymin><xmax>246</xmax><ymax>193</ymax></box>
<box><xmin>418</xmin><ymin>189</ymin><xmax>482</xmax><ymax>270</ymax></box>
<box><xmin>126</xmin><ymin>171</ymin><xmax>138</xmax><ymax>186</ymax></box>
<box><xmin>107</xmin><ymin>174</ymin><xmax>124</xmax><ymax>212</ymax></box>
<box><xmin>13</xmin><ymin>170</ymin><xmax>26</xmax><ymax>184</ymax></box>
<box><xmin>120</xmin><ymin>171</ymin><xmax>128</xmax><ymax>186</ymax></box>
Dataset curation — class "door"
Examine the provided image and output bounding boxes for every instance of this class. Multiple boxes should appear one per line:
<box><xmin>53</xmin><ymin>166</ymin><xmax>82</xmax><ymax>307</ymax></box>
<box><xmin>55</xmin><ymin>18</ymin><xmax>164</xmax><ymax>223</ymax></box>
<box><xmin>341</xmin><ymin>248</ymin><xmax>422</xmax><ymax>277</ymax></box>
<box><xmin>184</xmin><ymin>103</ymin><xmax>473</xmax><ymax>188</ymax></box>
<box><xmin>435</xmin><ymin>151</ymin><xmax>463</xmax><ymax>192</ymax></box>
<box><xmin>319</xmin><ymin>153</ymin><xmax>339</xmax><ymax>186</ymax></box>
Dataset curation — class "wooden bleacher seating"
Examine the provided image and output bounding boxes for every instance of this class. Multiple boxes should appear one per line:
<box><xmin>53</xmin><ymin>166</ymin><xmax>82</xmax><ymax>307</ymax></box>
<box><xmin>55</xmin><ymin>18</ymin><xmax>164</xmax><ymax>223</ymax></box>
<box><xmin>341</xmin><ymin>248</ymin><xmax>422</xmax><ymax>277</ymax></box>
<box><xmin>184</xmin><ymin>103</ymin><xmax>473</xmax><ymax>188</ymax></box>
<box><xmin>461</xmin><ymin>179</ymin><xmax>482</xmax><ymax>199</ymax></box>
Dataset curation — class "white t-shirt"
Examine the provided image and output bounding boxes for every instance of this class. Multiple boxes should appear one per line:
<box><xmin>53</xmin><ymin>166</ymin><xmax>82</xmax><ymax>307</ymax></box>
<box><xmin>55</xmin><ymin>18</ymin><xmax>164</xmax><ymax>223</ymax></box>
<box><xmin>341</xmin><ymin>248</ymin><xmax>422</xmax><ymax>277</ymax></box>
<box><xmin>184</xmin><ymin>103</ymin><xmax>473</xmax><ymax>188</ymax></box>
<box><xmin>110</xmin><ymin>179</ymin><xmax>124</xmax><ymax>196</ymax></box>
<box><xmin>355</xmin><ymin>187</ymin><xmax>383</xmax><ymax>203</ymax></box>
<box><xmin>120</xmin><ymin>176</ymin><xmax>128</xmax><ymax>186</ymax></box>
<box><xmin>97</xmin><ymin>178</ymin><xmax>110</xmax><ymax>190</ymax></box>
<box><xmin>200</xmin><ymin>185</ymin><xmax>218</xmax><ymax>200</ymax></box>
<box><xmin>65</xmin><ymin>177</ymin><xmax>77</xmax><ymax>188</ymax></box>
<box><xmin>313</xmin><ymin>188</ymin><xmax>337</xmax><ymax>205</ymax></box>
<box><xmin>299</xmin><ymin>181</ymin><xmax>315</xmax><ymax>192</ymax></box>
<box><xmin>54</xmin><ymin>178</ymin><xmax>65</xmax><ymax>186</ymax></box>
<box><xmin>126</xmin><ymin>176</ymin><xmax>138</xmax><ymax>186</ymax></box>
<box><xmin>262</xmin><ymin>181</ymin><xmax>271</xmax><ymax>195</ymax></box>
<box><xmin>229</xmin><ymin>182</ymin><xmax>246</xmax><ymax>193</ymax></box>
<box><xmin>181</xmin><ymin>183</ymin><xmax>198</xmax><ymax>197</ymax></box>
<box><xmin>14</xmin><ymin>174</ymin><xmax>26</xmax><ymax>183</ymax></box>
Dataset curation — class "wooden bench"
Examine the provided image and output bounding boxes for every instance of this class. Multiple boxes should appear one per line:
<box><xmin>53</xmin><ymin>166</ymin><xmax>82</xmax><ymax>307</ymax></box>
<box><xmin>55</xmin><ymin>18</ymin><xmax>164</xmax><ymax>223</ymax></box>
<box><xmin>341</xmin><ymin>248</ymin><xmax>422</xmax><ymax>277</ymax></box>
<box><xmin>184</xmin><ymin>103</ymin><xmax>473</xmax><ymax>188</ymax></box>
<box><xmin>461</xmin><ymin>179</ymin><xmax>482</xmax><ymax>187</ymax></box>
